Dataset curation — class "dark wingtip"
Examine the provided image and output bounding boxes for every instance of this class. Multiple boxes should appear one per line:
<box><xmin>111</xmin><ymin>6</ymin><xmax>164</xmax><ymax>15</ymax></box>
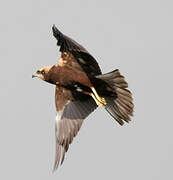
<box><xmin>52</xmin><ymin>24</ymin><xmax>56</xmax><ymax>31</ymax></box>
<box><xmin>52</xmin><ymin>24</ymin><xmax>57</xmax><ymax>37</ymax></box>
<box><xmin>52</xmin><ymin>25</ymin><xmax>63</xmax><ymax>38</ymax></box>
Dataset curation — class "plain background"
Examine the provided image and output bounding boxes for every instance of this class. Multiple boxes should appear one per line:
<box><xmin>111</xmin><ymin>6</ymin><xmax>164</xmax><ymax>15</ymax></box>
<box><xmin>0</xmin><ymin>0</ymin><xmax>173</xmax><ymax>179</ymax></box>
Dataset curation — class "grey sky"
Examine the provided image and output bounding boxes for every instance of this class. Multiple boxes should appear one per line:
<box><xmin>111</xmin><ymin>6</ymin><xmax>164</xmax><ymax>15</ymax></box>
<box><xmin>0</xmin><ymin>0</ymin><xmax>173</xmax><ymax>179</ymax></box>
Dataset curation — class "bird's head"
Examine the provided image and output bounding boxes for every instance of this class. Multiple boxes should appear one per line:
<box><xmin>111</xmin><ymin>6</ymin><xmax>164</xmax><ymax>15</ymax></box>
<box><xmin>32</xmin><ymin>66</ymin><xmax>52</xmax><ymax>81</ymax></box>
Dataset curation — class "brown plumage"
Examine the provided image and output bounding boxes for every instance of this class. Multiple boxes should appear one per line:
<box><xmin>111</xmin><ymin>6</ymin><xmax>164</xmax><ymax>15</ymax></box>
<box><xmin>32</xmin><ymin>25</ymin><xmax>134</xmax><ymax>171</ymax></box>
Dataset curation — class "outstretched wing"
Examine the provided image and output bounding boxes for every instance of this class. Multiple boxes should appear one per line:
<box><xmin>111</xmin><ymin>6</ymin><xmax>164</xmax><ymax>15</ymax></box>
<box><xmin>52</xmin><ymin>25</ymin><xmax>102</xmax><ymax>76</ymax></box>
<box><xmin>54</xmin><ymin>86</ymin><xmax>97</xmax><ymax>170</ymax></box>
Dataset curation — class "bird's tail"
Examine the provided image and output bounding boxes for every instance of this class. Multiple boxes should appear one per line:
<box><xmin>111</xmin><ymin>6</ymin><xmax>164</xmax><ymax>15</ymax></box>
<box><xmin>96</xmin><ymin>69</ymin><xmax>134</xmax><ymax>125</ymax></box>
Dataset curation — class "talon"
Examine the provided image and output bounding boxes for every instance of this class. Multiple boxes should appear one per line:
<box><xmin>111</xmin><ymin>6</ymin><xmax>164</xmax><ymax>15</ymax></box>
<box><xmin>96</xmin><ymin>101</ymin><xmax>106</xmax><ymax>108</ymax></box>
<box><xmin>90</xmin><ymin>93</ymin><xmax>105</xmax><ymax>107</ymax></box>
<box><xmin>90</xmin><ymin>87</ymin><xmax>106</xmax><ymax>107</ymax></box>
<box><xmin>100</xmin><ymin>97</ymin><xmax>106</xmax><ymax>105</ymax></box>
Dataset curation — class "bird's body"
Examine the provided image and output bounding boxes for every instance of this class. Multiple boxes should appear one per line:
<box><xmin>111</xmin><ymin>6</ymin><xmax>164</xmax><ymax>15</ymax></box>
<box><xmin>32</xmin><ymin>25</ymin><xmax>134</xmax><ymax>170</ymax></box>
<box><xmin>47</xmin><ymin>58</ymin><xmax>92</xmax><ymax>87</ymax></box>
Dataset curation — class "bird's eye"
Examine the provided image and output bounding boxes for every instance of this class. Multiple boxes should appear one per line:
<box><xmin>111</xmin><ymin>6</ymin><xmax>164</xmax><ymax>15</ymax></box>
<box><xmin>41</xmin><ymin>70</ymin><xmax>45</xmax><ymax>74</ymax></box>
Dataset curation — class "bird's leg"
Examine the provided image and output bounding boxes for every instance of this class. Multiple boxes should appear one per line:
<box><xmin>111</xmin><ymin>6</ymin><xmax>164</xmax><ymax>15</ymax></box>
<box><xmin>90</xmin><ymin>87</ymin><xmax>106</xmax><ymax>107</ymax></box>
<box><xmin>89</xmin><ymin>93</ymin><xmax>105</xmax><ymax>107</ymax></box>
<box><xmin>79</xmin><ymin>86</ymin><xmax>106</xmax><ymax>107</ymax></box>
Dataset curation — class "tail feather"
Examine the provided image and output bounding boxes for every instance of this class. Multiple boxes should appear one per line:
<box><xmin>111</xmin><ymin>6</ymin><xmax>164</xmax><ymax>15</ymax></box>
<box><xmin>105</xmin><ymin>97</ymin><xmax>130</xmax><ymax>125</ymax></box>
<box><xmin>96</xmin><ymin>69</ymin><xmax>134</xmax><ymax>125</ymax></box>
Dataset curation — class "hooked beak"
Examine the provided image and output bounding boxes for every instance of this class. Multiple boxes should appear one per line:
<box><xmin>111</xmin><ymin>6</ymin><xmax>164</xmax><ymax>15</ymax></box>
<box><xmin>32</xmin><ymin>72</ymin><xmax>38</xmax><ymax>78</ymax></box>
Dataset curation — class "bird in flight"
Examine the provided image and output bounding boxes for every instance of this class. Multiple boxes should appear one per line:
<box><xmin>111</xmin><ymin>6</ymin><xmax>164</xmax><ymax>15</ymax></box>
<box><xmin>32</xmin><ymin>25</ymin><xmax>134</xmax><ymax>171</ymax></box>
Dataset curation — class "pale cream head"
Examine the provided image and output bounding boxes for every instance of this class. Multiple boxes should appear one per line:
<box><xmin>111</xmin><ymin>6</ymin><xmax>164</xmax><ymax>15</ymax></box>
<box><xmin>32</xmin><ymin>66</ymin><xmax>52</xmax><ymax>81</ymax></box>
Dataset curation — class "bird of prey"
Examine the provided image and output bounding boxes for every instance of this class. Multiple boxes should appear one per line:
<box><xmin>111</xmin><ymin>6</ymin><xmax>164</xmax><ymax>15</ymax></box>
<box><xmin>32</xmin><ymin>25</ymin><xmax>134</xmax><ymax>170</ymax></box>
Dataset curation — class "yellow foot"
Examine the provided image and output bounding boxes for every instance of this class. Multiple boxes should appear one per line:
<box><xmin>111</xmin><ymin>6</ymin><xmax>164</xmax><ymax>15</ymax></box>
<box><xmin>90</xmin><ymin>87</ymin><xmax>106</xmax><ymax>107</ymax></box>
<box><xmin>96</xmin><ymin>100</ymin><xmax>106</xmax><ymax>108</ymax></box>
<box><xmin>90</xmin><ymin>93</ymin><xmax>105</xmax><ymax>107</ymax></box>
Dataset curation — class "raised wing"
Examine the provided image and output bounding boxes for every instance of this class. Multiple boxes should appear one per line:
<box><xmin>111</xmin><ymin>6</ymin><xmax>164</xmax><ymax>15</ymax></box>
<box><xmin>54</xmin><ymin>86</ymin><xmax>97</xmax><ymax>170</ymax></box>
<box><xmin>52</xmin><ymin>25</ymin><xmax>102</xmax><ymax>76</ymax></box>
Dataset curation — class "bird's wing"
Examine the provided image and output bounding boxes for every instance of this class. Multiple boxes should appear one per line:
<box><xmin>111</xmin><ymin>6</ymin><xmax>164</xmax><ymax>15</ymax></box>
<box><xmin>54</xmin><ymin>86</ymin><xmax>97</xmax><ymax>170</ymax></box>
<box><xmin>52</xmin><ymin>25</ymin><xmax>102</xmax><ymax>76</ymax></box>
